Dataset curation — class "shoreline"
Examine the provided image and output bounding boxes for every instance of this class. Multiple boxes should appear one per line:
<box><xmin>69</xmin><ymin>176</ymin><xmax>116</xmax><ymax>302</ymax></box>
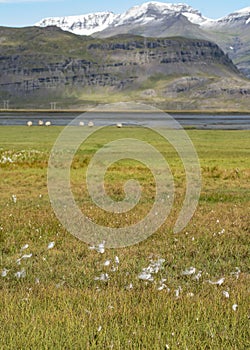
<box><xmin>0</xmin><ymin>109</ymin><xmax>250</xmax><ymax>115</ymax></box>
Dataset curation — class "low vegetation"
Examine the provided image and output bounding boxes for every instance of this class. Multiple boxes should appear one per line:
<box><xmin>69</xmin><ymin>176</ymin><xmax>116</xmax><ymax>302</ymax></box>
<box><xmin>0</xmin><ymin>126</ymin><xmax>249</xmax><ymax>349</ymax></box>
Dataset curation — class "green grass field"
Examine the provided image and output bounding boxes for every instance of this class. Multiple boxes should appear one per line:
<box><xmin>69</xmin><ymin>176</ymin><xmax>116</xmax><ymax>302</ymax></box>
<box><xmin>0</xmin><ymin>126</ymin><xmax>249</xmax><ymax>349</ymax></box>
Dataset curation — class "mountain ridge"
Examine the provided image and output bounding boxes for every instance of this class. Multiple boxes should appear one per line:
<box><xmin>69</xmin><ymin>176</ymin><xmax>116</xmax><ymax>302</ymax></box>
<box><xmin>35</xmin><ymin>2</ymin><xmax>250</xmax><ymax>78</ymax></box>
<box><xmin>36</xmin><ymin>2</ymin><xmax>250</xmax><ymax>35</ymax></box>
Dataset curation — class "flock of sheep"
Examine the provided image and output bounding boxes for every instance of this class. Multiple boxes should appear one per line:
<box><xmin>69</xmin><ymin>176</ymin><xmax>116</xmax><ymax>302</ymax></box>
<box><xmin>27</xmin><ymin>120</ymin><xmax>123</xmax><ymax>127</ymax></box>
<box><xmin>27</xmin><ymin>120</ymin><xmax>51</xmax><ymax>127</ymax></box>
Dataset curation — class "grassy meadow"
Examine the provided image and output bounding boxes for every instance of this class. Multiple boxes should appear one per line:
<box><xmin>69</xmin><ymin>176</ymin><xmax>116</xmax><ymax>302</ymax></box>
<box><xmin>0</xmin><ymin>125</ymin><xmax>249</xmax><ymax>349</ymax></box>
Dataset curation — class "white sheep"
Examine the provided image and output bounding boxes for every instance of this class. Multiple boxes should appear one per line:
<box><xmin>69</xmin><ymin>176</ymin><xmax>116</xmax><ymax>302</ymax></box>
<box><xmin>45</xmin><ymin>121</ymin><xmax>51</xmax><ymax>126</ymax></box>
<box><xmin>38</xmin><ymin>120</ymin><xmax>44</xmax><ymax>126</ymax></box>
<box><xmin>27</xmin><ymin>121</ymin><xmax>33</xmax><ymax>127</ymax></box>
<box><xmin>88</xmin><ymin>121</ymin><xmax>94</xmax><ymax>127</ymax></box>
<box><xmin>79</xmin><ymin>121</ymin><xmax>85</xmax><ymax>126</ymax></box>
<box><xmin>116</xmin><ymin>122</ymin><xmax>123</xmax><ymax>128</ymax></box>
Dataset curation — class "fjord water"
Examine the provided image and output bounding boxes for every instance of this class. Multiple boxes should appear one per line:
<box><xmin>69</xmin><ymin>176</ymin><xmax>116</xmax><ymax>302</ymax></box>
<box><xmin>0</xmin><ymin>112</ymin><xmax>250</xmax><ymax>129</ymax></box>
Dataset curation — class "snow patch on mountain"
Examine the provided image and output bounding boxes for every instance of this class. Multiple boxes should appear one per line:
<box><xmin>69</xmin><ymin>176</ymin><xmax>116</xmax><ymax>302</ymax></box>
<box><xmin>215</xmin><ymin>7</ymin><xmax>250</xmax><ymax>25</ymax></box>
<box><xmin>235</xmin><ymin>7</ymin><xmax>250</xmax><ymax>14</ymax></box>
<box><xmin>182</xmin><ymin>12</ymin><xmax>208</xmax><ymax>25</ymax></box>
<box><xmin>36</xmin><ymin>2</ymin><xmax>210</xmax><ymax>35</ymax></box>
<box><xmin>36</xmin><ymin>12</ymin><xmax>118</xmax><ymax>36</ymax></box>
<box><xmin>113</xmin><ymin>2</ymin><xmax>208</xmax><ymax>26</ymax></box>
<box><xmin>35</xmin><ymin>2</ymin><xmax>250</xmax><ymax>36</ymax></box>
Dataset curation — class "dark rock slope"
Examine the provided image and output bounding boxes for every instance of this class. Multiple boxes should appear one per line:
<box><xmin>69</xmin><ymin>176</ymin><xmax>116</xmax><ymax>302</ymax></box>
<box><xmin>0</xmin><ymin>26</ymin><xmax>249</xmax><ymax>108</ymax></box>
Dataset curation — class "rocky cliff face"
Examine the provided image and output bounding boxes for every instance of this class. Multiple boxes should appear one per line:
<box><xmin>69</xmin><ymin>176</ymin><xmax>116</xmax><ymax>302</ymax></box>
<box><xmin>0</xmin><ymin>29</ymin><xmax>238</xmax><ymax>95</ymax></box>
<box><xmin>0</xmin><ymin>27</ymin><xmax>249</xmax><ymax>109</ymax></box>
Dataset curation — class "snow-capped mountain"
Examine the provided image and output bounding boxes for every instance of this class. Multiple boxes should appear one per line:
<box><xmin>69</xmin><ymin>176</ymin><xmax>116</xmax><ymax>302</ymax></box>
<box><xmin>36</xmin><ymin>2</ymin><xmax>250</xmax><ymax>36</ymax></box>
<box><xmin>216</xmin><ymin>7</ymin><xmax>250</xmax><ymax>26</ymax></box>
<box><xmin>35</xmin><ymin>1</ymin><xmax>250</xmax><ymax>78</ymax></box>
<box><xmin>113</xmin><ymin>2</ymin><xmax>209</xmax><ymax>26</ymax></box>
<box><xmin>36</xmin><ymin>2</ymin><xmax>211</xmax><ymax>36</ymax></box>
<box><xmin>36</xmin><ymin>11</ymin><xmax>118</xmax><ymax>36</ymax></box>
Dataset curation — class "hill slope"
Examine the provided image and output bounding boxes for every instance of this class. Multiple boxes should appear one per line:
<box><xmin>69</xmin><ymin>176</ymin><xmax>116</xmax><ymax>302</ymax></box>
<box><xmin>36</xmin><ymin>2</ymin><xmax>250</xmax><ymax>78</ymax></box>
<box><xmin>0</xmin><ymin>26</ymin><xmax>249</xmax><ymax>110</ymax></box>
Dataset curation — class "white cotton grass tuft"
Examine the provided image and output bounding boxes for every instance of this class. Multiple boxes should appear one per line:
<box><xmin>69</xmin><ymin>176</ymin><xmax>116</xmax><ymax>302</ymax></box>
<box><xmin>89</xmin><ymin>241</ymin><xmax>105</xmax><ymax>254</ymax></box>
<box><xmin>147</xmin><ymin>258</ymin><xmax>165</xmax><ymax>273</ymax></box>
<box><xmin>208</xmin><ymin>277</ymin><xmax>225</xmax><ymax>286</ymax></box>
<box><xmin>20</xmin><ymin>244</ymin><xmax>29</xmax><ymax>251</ymax></box>
<box><xmin>1</xmin><ymin>155</ymin><xmax>13</xmax><ymax>164</ymax></box>
<box><xmin>14</xmin><ymin>268</ymin><xmax>26</xmax><ymax>279</ymax></box>
<box><xmin>157</xmin><ymin>278</ymin><xmax>170</xmax><ymax>292</ymax></box>
<box><xmin>231</xmin><ymin>267</ymin><xmax>241</xmax><ymax>279</ymax></box>
<box><xmin>138</xmin><ymin>271</ymin><xmax>154</xmax><ymax>281</ymax></box>
<box><xmin>97</xmin><ymin>242</ymin><xmax>105</xmax><ymax>254</ymax></box>
<box><xmin>16</xmin><ymin>253</ymin><xmax>33</xmax><ymax>265</ymax></box>
<box><xmin>214</xmin><ymin>228</ymin><xmax>226</xmax><ymax>237</ymax></box>
<box><xmin>12</xmin><ymin>195</ymin><xmax>17</xmax><ymax>203</ymax></box>
<box><xmin>160</xmin><ymin>278</ymin><xmax>167</xmax><ymax>284</ymax></box>
<box><xmin>175</xmin><ymin>286</ymin><xmax>182</xmax><ymax>298</ymax></box>
<box><xmin>193</xmin><ymin>270</ymin><xmax>202</xmax><ymax>281</ymax></box>
<box><xmin>182</xmin><ymin>266</ymin><xmax>196</xmax><ymax>276</ymax></box>
<box><xmin>125</xmin><ymin>283</ymin><xmax>133</xmax><ymax>290</ymax></box>
<box><xmin>1</xmin><ymin>268</ymin><xmax>9</xmax><ymax>277</ymax></box>
<box><xmin>47</xmin><ymin>241</ymin><xmax>55</xmax><ymax>249</ymax></box>
<box><xmin>94</xmin><ymin>273</ymin><xmax>109</xmax><ymax>282</ymax></box>
<box><xmin>56</xmin><ymin>281</ymin><xmax>65</xmax><ymax>289</ymax></box>
<box><xmin>158</xmin><ymin>283</ymin><xmax>170</xmax><ymax>292</ymax></box>
<box><xmin>138</xmin><ymin>258</ymin><xmax>165</xmax><ymax>282</ymax></box>
<box><xmin>108</xmin><ymin>256</ymin><xmax>120</xmax><ymax>272</ymax></box>
<box><xmin>222</xmin><ymin>291</ymin><xmax>230</xmax><ymax>298</ymax></box>
<box><xmin>21</xmin><ymin>253</ymin><xmax>32</xmax><ymax>259</ymax></box>
<box><xmin>157</xmin><ymin>284</ymin><xmax>166</xmax><ymax>291</ymax></box>
<box><xmin>232</xmin><ymin>304</ymin><xmax>238</xmax><ymax>311</ymax></box>
<box><xmin>103</xmin><ymin>260</ymin><xmax>111</xmax><ymax>267</ymax></box>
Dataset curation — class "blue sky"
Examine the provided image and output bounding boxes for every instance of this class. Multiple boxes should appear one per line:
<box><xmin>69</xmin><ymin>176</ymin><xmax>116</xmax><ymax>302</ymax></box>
<box><xmin>0</xmin><ymin>0</ymin><xmax>249</xmax><ymax>27</ymax></box>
